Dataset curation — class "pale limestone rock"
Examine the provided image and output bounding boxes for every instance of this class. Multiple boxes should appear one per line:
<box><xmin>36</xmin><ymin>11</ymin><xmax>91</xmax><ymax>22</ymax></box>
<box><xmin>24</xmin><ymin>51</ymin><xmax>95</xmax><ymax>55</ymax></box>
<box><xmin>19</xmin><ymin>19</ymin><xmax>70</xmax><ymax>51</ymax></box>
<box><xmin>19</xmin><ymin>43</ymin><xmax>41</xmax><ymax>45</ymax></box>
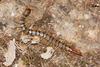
<box><xmin>3</xmin><ymin>39</ymin><xmax>16</xmax><ymax>66</ymax></box>
<box><xmin>41</xmin><ymin>47</ymin><xmax>54</xmax><ymax>59</ymax></box>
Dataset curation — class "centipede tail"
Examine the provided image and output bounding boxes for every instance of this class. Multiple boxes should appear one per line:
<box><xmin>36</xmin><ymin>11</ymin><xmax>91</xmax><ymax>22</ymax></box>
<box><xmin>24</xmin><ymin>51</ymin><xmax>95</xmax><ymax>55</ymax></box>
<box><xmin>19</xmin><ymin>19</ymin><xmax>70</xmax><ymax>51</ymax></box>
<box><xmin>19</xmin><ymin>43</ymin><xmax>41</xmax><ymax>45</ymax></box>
<box><xmin>67</xmin><ymin>47</ymin><xmax>82</xmax><ymax>56</ymax></box>
<box><xmin>22</xmin><ymin>8</ymin><xmax>31</xmax><ymax>17</ymax></box>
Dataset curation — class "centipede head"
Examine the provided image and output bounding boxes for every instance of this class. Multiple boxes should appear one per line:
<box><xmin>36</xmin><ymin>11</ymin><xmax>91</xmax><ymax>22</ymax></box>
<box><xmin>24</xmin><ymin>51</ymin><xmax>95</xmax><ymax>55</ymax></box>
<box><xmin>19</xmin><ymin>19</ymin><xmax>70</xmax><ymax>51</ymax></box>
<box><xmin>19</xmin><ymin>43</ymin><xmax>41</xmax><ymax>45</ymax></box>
<box><xmin>23</xmin><ymin>7</ymin><xmax>31</xmax><ymax>17</ymax></box>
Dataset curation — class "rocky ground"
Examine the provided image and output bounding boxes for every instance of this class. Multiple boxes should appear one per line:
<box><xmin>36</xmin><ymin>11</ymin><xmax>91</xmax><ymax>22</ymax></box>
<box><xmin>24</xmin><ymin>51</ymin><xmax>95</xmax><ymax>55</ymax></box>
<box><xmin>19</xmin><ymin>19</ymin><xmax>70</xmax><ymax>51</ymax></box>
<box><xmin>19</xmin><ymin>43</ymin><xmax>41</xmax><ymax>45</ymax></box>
<box><xmin>0</xmin><ymin>0</ymin><xmax>100</xmax><ymax>67</ymax></box>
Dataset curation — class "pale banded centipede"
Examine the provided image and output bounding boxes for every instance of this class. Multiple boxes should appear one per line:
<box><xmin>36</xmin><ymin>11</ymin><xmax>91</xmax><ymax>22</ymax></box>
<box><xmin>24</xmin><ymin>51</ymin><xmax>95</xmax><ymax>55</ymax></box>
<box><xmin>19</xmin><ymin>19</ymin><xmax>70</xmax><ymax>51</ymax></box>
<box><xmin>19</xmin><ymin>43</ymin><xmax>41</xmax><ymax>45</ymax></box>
<box><xmin>18</xmin><ymin>7</ymin><xmax>82</xmax><ymax>56</ymax></box>
<box><xmin>28</xmin><ymin>29</ymin><xmax>82</xmax><ymax>56</ymax></box>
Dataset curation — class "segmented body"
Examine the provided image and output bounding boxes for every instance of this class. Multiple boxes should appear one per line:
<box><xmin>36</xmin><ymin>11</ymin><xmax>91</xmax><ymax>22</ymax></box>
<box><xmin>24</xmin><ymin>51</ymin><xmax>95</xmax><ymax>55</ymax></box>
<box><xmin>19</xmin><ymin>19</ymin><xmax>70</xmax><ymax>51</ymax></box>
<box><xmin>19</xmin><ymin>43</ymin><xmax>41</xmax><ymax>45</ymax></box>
<box><xmin>18</xmin><ymin>7</ymin><xmax>82</xmax><ymax>56</ymax></box>
<box><xmin>18</xmin><ymin>7</ymin><xmax>31</xmax><ymax>31</ymax></box>
<box><xmin>28</xmin><ymin>29</ymin><xmax>82</xmax><ymax>56</ymax></box>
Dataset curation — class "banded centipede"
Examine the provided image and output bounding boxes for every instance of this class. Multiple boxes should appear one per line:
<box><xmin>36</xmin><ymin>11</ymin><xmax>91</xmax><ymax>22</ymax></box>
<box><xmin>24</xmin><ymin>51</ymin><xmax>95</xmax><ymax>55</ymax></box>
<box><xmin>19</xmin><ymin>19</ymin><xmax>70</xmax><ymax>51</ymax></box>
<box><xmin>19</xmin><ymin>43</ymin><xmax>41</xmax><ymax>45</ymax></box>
<box><xmin>18</xmin><ymin>7</ymin><xmax>82</xmax><ymax>56</ymax></box>
<box><xmin>28</xmin><ymin>29</ymin><xmax>82</xmax><ymax>56</ymax></box>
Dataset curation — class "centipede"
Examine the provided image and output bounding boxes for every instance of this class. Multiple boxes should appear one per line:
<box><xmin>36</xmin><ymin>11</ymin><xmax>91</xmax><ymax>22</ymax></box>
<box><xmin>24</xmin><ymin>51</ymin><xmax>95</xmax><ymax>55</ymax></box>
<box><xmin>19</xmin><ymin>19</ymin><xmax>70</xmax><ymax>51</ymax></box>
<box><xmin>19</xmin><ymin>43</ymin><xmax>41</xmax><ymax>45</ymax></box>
<box><xmin>18</xmin><ymin>7</ymin><xmax>82</xmax><ymax>56</ymax></box>
<box><xmin>27</xmin><ymin>28</ymin><xmax>82</xmax><ymax>56</ymax></box>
